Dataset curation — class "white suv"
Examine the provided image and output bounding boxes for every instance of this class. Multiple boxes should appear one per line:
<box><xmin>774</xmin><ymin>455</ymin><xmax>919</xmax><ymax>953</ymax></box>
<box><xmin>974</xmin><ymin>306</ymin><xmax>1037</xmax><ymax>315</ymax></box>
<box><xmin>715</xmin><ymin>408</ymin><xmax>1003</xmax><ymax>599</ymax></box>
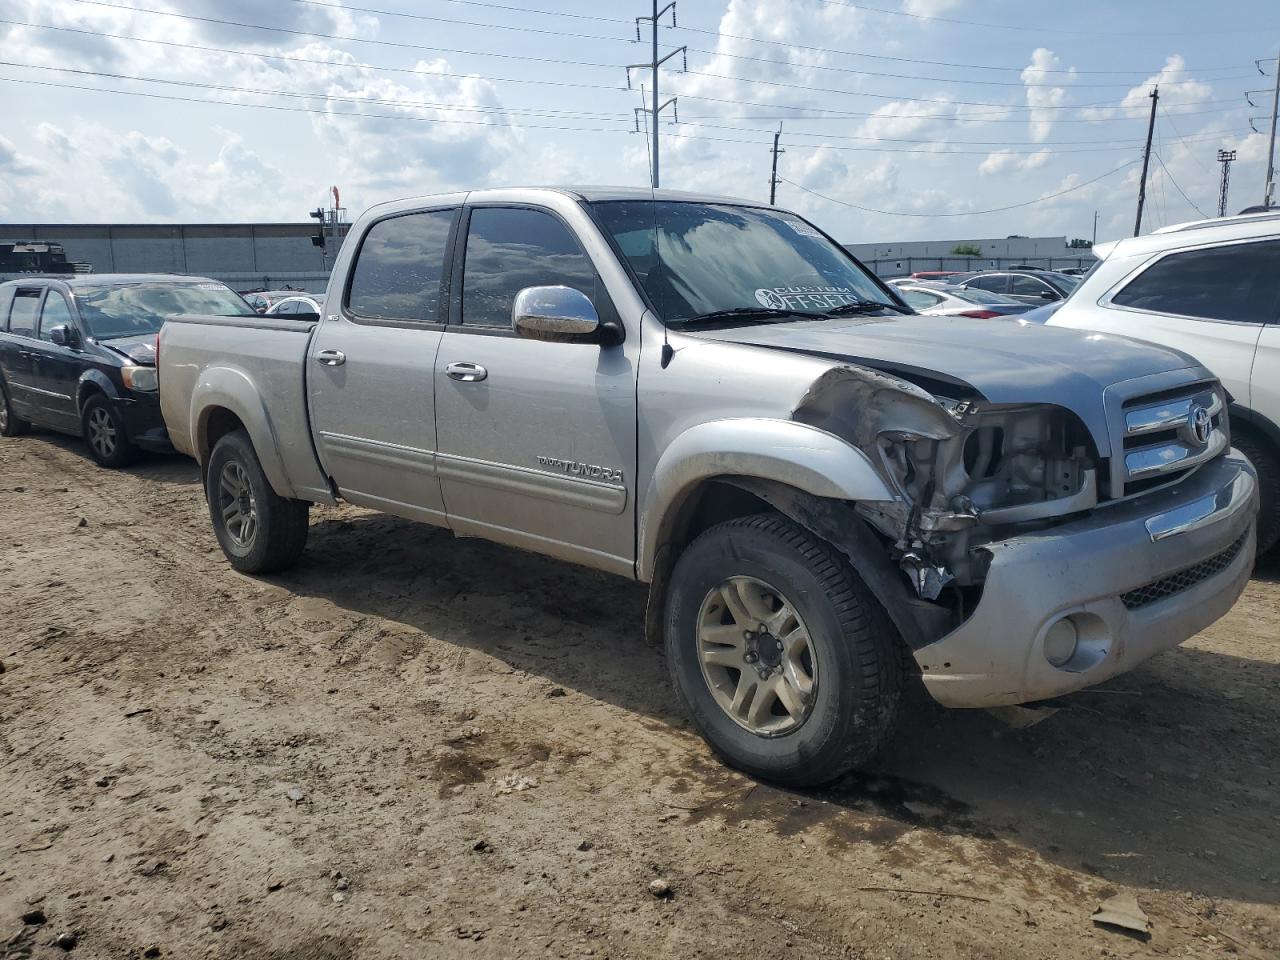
<box><xmin>1047</xmin><ymin>211</ymin><xmax>1280</xmax><ymax>553</ymax></box>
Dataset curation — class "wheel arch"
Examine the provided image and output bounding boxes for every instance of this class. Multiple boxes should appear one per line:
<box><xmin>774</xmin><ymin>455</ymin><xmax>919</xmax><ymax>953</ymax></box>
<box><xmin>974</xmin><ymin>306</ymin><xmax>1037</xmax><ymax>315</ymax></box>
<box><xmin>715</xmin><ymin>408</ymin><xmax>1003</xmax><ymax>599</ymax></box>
<box><xmin>1228</xmin><ymin>401</ymin><xmax>1280</xmax><ymax>453</ymax></box>
<box><xmin>190</xmin><ymin>368</ymin><xmax>297</xmax><ymax>499</ymax></box>
<box><xmin>76</xmin><ymin>370</ymin><xmax>120</xmax><ymax>413</ymax></box>
<box><xmin>637</xmin><ymin>418</ymin><xmax>896</xmax><ymax>582</ymax></box>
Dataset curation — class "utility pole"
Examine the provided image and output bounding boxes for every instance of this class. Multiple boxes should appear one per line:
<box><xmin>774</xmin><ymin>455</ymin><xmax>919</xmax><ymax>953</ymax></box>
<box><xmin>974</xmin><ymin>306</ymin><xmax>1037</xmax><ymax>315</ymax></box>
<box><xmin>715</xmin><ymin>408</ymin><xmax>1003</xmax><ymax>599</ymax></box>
<box><xmin>1262</xmin><ymin>52</ymin><xmax>1280</xmax><ymax>208</ymax></box>
<box><xmin>769</xmin><ymin>124</ymin><xmax>784</xmax><ymax>204</ymax></box>
<box><xmin>627</xmin><ymin>3</ymin><xmax>685</xmax><ymax>189</ymax></box>
<box><xmin>1134</xmin><ymin>86</ymin><xmax>1159</xmax><ymax>237</ymax></box>
<box><xmin>1092</xmin><ymin>210</ymin><xmax>1098</xmax><ymax>246</ymax></box>
<box><xmin>1217</xmin><ymin>149</ymin><xmax>1236</xmax><ymax>217</ymax></box>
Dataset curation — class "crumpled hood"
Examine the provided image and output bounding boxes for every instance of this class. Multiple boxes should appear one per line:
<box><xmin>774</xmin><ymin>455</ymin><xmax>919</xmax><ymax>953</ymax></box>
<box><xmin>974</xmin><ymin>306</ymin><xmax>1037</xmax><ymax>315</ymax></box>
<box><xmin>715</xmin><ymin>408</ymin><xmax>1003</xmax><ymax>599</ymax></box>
<box><xmin>97</xmin><ymin>334</ymin><xmax>156</xmax><ymax>364</ymax></box>
<box><xmin>694</xmin><ymin>314</ymin><xmax>1209</xmax><ymax>453</ymax></box>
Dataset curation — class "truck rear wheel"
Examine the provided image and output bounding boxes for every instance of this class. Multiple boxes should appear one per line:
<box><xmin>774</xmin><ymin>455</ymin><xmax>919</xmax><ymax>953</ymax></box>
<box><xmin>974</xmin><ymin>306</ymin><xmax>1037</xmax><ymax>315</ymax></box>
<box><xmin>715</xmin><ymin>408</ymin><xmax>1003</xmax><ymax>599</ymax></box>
<box><xmin>664</xmin><ymin>513</ymin><xmax>903</xmax><ymax>788</ymax></box>
<box><xmin>206</xmin><ymin>429</ymin><xmax>309</xmax><ymax>573</ymax></box>
<box><xmin>1234</xmin><ymin>431</ymin><xmax>1279</xmax><ymax>555</ymax></box>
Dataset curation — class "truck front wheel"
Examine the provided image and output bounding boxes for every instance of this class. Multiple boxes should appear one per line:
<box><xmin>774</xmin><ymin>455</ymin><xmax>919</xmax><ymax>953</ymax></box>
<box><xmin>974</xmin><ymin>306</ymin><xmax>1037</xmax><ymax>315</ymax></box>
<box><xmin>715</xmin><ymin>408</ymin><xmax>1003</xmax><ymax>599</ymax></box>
<box><xmin>664</xmin><ymin>513</ymin><xmax>903</xmax><ymax>788</ymax></box>
<box><xmin>206</xmin><ymin>429</ymin><xmax>310</xmax><ymax>573</ymax></box>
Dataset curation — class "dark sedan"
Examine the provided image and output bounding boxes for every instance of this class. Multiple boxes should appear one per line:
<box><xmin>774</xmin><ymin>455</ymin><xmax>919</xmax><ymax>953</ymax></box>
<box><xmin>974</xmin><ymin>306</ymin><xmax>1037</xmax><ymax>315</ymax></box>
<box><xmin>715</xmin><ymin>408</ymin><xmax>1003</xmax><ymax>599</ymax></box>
<box><xmin>0</xmin><ymin>275</ymin><xmax>256</xmax><ymax>467</ymax></box>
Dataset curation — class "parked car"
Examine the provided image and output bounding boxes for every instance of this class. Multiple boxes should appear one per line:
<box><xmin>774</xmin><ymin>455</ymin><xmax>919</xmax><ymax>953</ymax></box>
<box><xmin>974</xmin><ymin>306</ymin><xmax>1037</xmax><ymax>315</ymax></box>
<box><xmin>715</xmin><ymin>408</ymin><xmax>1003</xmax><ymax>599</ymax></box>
<box><xmin>1046</xmin><ymin>210</ymin><xmax>1280</xmax><ymax>553</ymax></box>
<box><xmin>243</xmin><ymin>290</ymin><xmax>305</xmax><ymax>314</ymax></box>
<box><xmin>895</xmin><ymin>283</ymin><xmax>1034</xmax><ymax>318</ymax></box>
<box><xmin>158</xmin><ymin>187</ymin><xmax>1257</xmax><ymax>787</ymax></box>
<box><xmin>909</xmin><ymin>271</ymin><xmax>966</xmax><ymax>281</ymax></box>
<box><xmin>957</xmin><ymin>270</ymin><xmax>1081</xmax><ymax>304</ymax></box>
<box><xmin>266</xmin><ymin>295</ymin><xmax>324</xmax><ymax>320</ymax></box>
<box><xmin>0</xmin><ymin>274</ymin><xmax>256</xmax><ymax>467</ymax></box>
<box><xmin>1058</xmin><ymin>266</ymin><xmax>1092</xmax><ymax>276</ymax></box>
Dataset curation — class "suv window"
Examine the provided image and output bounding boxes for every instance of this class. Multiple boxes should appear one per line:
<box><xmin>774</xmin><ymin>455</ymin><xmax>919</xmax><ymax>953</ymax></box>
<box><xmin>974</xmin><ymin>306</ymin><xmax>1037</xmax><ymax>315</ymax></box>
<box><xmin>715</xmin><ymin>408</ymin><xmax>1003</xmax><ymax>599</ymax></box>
<box><xmin>1010</xmin><ymin>275</ymin><xmax>1054</xmax><ymax>298</ymax></box>
<box><xmin>347</xmin><ymin>208</ymin><xmax>456</xmax><ymax>323</ymax></box>
<box><xmin>462</xmin><ymin>207</ymin><xmax>596</xmax><ymax>327</ymax></box>
<box><xmin>966</xmin><ymin>275</ymin><xmax>1007</xmax><ymax>293</ymax></box>
<box><xmin>39</xmin><ymin>291</ymin><xmax>74</xmax><ymax>341</ymax></box>
<box><xmin>8</xmin><ymin>288</ymin><xmax>41</xmax><ymax>337</ymax></box>
<box><xmin>1111</xmin><ymin>239</ymin><xmax>1280</xmax><ymax>324</ymax></box>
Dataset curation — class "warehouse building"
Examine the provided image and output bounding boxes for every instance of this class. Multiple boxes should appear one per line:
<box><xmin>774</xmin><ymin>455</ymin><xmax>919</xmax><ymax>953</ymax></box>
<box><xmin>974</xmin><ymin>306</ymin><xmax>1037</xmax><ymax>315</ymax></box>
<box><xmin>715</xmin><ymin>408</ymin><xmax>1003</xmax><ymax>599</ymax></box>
<box><xmin>0</xmin><ymin>222</ymin><xmax>336</xmax><ymax>293</ymax></box>
<box><xmin>845</xmin><ymin>235</ymin><xmax>1097</xmax><ymax>277</ymax></box>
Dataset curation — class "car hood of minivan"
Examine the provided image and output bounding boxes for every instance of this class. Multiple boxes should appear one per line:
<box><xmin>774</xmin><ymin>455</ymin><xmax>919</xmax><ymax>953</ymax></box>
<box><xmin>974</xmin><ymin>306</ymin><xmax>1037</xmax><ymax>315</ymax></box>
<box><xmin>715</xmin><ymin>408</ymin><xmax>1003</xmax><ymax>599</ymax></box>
<box><xmin>97</xmin><ymin>334</ymin><xmax>157</xmax><ymax>364</ymax></box>
<box><xmin>692</xmin><ymin>314</ymin><xmax>1207</xmax><ymax>452</ymax></box>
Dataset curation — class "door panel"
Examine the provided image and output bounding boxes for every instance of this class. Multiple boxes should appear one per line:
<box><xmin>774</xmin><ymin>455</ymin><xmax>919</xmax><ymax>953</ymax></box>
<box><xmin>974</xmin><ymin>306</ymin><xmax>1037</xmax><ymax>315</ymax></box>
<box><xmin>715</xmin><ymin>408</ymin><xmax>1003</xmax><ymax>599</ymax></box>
<box><xmin>1254</xmin><ymin>324</ymin><xmax>1279</xmax><ymax>434</ymax></box>
<box><xmin>434</xmin><ymin>204</ymin><xmax>639</xmax><ymax>575</ymax></box>
<box><xmin>31</xmin><ymin>291</ymin><xmax>82</xmax><ymax>431</ymax></box>
<box><xmin>307</xmin><ymin>206</ymin><xmax>458</xmax><ymax>523</ymax></box>
<box><xmin>1</xmin><ymin>288</ymin><xmax>44</xmax><ymax>419</ymax></box>
<box><xmin>309</xmin><ymin>320</ymin><xmax>446</xmax><ymax>522</ymax></box>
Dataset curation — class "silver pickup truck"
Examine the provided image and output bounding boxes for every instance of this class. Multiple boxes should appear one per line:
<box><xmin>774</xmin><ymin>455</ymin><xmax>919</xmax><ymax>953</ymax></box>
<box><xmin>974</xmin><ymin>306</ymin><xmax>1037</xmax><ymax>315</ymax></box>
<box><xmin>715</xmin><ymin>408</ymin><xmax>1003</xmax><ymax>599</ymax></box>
<box><xmin>159</xmin><ymin>187</ymin><xmax>1258</xmax><ymax>786</ymax></box>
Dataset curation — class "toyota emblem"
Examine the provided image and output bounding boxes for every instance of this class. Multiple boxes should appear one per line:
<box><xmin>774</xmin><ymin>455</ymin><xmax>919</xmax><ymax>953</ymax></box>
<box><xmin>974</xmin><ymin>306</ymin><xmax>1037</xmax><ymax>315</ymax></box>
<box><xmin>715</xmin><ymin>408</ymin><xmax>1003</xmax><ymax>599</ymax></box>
<box><xmin>1188</xmin><ymin>404</ymin><xmax>1213</xmax><ymax>445</ymax></box>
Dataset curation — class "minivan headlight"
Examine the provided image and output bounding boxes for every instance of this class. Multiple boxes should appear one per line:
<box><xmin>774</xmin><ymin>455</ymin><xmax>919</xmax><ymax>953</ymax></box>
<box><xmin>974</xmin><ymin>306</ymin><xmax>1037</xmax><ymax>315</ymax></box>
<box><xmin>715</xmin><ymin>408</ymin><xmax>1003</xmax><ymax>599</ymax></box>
<box><xmin>121</xmin><ymin>365</ymin><xmax>158</xmax><ymax>392</ymax></box>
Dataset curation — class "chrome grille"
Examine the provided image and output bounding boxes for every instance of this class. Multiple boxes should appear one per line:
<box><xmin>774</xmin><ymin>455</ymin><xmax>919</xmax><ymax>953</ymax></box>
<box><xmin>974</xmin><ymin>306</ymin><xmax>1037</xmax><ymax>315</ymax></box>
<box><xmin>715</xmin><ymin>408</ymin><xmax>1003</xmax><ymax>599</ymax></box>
<box><xmin>1120</xmin><ymin>532</ymin><xmax>1248</xmax><ymax>610</ymax></box>
<box><xmin>1118</xmin><ymin>385</ymin><xmax>1226</xmax><ymax>493</ymax></box>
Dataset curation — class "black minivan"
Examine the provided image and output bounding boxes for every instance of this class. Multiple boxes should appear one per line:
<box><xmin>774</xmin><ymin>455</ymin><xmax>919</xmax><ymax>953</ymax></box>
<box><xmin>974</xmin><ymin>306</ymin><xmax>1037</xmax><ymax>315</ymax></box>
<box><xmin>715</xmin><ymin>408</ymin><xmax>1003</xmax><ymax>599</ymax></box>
<box><xmin>0</xmin><ymin>275</ymin><xmax>256</xmax><ymax>467</ymax></box>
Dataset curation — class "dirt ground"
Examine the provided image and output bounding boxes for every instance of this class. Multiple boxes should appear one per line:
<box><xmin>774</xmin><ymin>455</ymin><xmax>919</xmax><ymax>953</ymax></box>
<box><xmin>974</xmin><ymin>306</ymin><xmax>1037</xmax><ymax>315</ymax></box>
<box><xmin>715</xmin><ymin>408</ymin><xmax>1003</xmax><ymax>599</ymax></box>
<box><xmin>1</xmin><ymin>431</ymin><xmax>1278</xmax><ymax>960</ymax></box>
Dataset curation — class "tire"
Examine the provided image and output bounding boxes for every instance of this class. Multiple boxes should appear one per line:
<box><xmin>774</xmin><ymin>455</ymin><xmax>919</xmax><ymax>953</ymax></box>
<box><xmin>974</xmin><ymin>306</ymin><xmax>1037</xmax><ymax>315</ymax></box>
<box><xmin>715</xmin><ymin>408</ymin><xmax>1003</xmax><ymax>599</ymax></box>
<box><xmin>81</xmin><ymin>393</ymin><xmax>137</xmax><ymax>468</ymax></box>
<box><xmin>664</xmin><ymin>513</ymin><xmax>903</xmax><ymax>788</ymax></box>
<box><xmin>1234</xmin><ymin>430</ymin><xmax>1280</xmax><ymax>555</ymax></box>
<box><xmin>206</xmin><ymin>429</ymin><xmax>310</xmax><ymax>573</ymax></box>
<box><xmin>0</xmin><ymin>382</ymin><xmax>31</xmax><ymax>437</ymax></box>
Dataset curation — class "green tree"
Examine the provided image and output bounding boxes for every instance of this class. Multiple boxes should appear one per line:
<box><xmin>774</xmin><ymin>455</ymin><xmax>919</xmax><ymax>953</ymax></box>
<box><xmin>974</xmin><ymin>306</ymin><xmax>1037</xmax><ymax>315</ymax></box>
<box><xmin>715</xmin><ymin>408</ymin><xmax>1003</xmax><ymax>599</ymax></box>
<box><xmin>950</xmin><ymin>243</ymin><xmax>982</xmax><ymax>256</ymax></box>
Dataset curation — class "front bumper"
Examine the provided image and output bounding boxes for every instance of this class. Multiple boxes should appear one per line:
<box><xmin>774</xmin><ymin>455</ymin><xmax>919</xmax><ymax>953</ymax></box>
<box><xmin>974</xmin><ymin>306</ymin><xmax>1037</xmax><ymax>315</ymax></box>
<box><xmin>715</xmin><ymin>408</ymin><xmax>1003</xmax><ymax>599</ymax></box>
<box><xmin>118</xmin><ymin>391</ymin><xmax>173</xmax><ymax>453</ymax></box>
<box><xmin>918</xmin><ymin>452</ymin><xmax>1257</xmax><ymax>708</ymax></box>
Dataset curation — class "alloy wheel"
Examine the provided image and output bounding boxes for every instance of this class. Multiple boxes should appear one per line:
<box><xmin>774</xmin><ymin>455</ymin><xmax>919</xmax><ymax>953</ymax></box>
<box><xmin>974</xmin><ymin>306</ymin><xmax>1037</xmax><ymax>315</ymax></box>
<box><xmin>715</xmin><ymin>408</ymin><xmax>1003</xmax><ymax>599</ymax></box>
<box><xmin>218</xmin><ymin>460</ymin><xmax>259</xmax><ymax>549</ymax></box>
<box><xmin>696</xmin><ymin>576</ymin><xmax>818</xmax><ymax>736</ymax></box>
<box><xmin>87</xmin><ymin>407</ymin><xmax>117</xmax><ymax>459</ymax></box>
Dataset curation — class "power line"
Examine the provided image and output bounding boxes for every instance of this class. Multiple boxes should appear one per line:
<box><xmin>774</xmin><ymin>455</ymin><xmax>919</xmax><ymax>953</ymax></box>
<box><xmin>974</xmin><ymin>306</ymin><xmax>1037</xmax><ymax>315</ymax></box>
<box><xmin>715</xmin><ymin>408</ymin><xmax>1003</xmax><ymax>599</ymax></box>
<box><xmin>1156</xmin><ymin>153</ymin><xmax>1212</xmax><ymax>218</ymax></box>
<box><xmin>60</xmin><ymin>0</ymin><xmax>1257</xmax><ymax>91</ymax></box>
<box><xmin>807</xmin><ymin>0</ymin><xmax>1261</xmax><ymax>37</ymax></box>
<box><xmin>0</xmin><ymin>18</ymin><xmax>628</xmax><ymax>94</ymax></box>
<box><xmin>5</xmin><ymin>18</ymin><xmax>1245</xmax><ymax>121</ymax></box>
<box><xmin>779</xmin><ymin>161</ymin><xmax>1140</xmax><ymax>217</ymax></box>
<box><xmin>0</xmin><ymin>61</ymin><xmax>634</xmax><ymax>122</ymax></box>
<box><xmin>285</xmin><ymin>0</ymin><xmax>1246</xmax><ymax>76</ymax></box>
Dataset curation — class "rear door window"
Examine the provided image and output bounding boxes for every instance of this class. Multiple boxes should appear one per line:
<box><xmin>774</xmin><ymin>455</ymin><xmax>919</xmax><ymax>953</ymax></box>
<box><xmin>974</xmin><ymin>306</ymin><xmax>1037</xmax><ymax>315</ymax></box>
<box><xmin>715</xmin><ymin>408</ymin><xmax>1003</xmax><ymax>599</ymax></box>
<box><xmin>347</xmin><ymin>208</ymin><xmax>457</xmax><ymax>323</ymax></box>
<box><xmin>967</xmin><ymin>275</ymin><xmax>1008</xmax><ymax>293</ymax></box>
<box><xmin>1111</xmin><ymin>239</ymin><xmax>1280</xmax><ymax>324</ymax></box>
<box><xmin>8</xmin><ymin>288</ymin><xmax>41</xmax><ymax>337</ymax></box>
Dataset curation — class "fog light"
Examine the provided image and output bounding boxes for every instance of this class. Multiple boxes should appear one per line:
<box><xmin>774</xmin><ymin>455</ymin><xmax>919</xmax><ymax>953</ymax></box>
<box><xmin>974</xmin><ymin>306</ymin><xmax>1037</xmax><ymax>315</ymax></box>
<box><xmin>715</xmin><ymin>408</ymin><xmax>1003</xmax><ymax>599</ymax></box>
<box><xmin>1044</xmin><ymin>617</ymin><xmax>1079</xmax><ymax>667</ymax></box>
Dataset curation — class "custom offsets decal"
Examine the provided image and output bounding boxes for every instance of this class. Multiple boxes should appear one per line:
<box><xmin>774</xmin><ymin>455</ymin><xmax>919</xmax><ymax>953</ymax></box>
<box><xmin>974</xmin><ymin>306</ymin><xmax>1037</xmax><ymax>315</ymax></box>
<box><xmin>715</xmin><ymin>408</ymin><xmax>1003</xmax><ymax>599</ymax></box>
<box><xmin>755</xmin><ymin>285</ymin><xmax>863</xmax><ymax>311</ymax></box>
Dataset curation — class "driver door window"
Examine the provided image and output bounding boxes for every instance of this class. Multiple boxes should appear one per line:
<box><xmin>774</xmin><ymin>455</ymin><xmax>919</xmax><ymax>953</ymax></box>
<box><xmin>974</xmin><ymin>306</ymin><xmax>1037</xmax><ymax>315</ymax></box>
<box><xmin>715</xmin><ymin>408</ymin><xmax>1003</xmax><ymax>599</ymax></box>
<box><xmin>460</xmin><ymin>207</ymin><xmax>597</xmax><ymax>327</ymax></box>
<box><xmin>1010</xmin><ymin>275</ymin><xmax>1055</xmax><ymax>299</ymax></box>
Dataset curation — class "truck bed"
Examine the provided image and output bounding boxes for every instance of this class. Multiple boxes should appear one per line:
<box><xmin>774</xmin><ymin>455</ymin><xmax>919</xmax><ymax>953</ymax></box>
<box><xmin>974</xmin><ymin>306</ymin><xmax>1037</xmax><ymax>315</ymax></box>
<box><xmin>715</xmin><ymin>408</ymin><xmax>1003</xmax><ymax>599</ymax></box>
<box><xmin>158</xmin><ymin>314</ymin><xmax>334</xmax><ymax>503</ymax></box>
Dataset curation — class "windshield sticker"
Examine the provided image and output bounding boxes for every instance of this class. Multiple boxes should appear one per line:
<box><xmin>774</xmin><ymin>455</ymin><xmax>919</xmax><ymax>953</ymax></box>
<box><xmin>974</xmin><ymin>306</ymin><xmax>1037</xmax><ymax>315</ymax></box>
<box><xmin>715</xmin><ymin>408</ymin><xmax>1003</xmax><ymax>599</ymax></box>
<box><xmin>784</xmin><ymin>219</ymin><xmax>824</xmax><ymax>239</ymax></box>
<box><xmin>755</xmin><ymin>285</ymin><xmax>863</xmax><ymax>311</ymax></box>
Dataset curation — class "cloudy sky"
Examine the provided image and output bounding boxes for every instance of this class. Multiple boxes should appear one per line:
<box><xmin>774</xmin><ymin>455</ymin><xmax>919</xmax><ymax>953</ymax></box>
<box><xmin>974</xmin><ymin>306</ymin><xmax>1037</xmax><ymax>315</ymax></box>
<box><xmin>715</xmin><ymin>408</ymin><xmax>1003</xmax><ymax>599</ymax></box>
<box><xmin>0</xmin><ymin>0</ymin><xmax>1277</xmax><ymax>244</ymax></box>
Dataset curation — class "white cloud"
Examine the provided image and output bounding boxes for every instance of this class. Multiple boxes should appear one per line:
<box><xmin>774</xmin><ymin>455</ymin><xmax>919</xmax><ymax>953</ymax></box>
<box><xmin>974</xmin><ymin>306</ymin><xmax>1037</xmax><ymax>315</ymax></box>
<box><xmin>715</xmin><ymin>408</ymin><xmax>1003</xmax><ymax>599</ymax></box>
<box><xmin>902</xmin><ymin>0</ymin><xmax>964</xmax><ymax>15</ymax></box>
<box><xmin>979</xmin><ymin>148</ymin><xmax>1052</xmax><ymax>176</ymax></box>
<box><xmin>1021</xmin><ymin>48</ymin><xmax>1073</xmax><ymax>143</ymax></box>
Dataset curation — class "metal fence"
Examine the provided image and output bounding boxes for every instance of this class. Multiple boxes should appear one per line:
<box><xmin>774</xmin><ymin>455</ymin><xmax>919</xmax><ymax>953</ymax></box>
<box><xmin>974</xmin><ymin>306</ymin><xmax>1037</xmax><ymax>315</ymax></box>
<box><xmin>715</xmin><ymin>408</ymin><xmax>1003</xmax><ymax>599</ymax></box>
<box><xmin>858</xmin><ymin>255</ymin><xmax>1097</xmax><ymax>278</ymax></box>
<box><xmin>0</xmin><ymin>270</ymin><xmax>331</xmax><ymax>294</ymax></box>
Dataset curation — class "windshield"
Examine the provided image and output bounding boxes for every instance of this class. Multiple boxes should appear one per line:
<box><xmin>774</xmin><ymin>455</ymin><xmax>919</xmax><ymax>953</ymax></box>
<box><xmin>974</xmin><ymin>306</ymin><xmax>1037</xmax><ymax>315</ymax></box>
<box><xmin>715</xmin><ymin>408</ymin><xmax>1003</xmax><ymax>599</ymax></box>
<box><xmin>590</xmin><ymin>200</ymin><xmax>899</xmax><ymax>323</ymax></box>
<box><xmin>73</xmin><ymin>281</ymin><xmax>255</xmax><ymax>339</ymax></box>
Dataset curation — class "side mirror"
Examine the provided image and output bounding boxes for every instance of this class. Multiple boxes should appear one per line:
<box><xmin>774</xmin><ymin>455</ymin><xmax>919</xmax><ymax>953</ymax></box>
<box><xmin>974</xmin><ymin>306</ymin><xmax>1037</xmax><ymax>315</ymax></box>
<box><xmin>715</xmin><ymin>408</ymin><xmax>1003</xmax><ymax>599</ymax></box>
<box><xmin>512</xmin><ymin>286</ymin><xmax>605</xmax><ymax>343</ymax></box>
<box><xmin>48</xmin><ymin>324</ymin><xmax>74</xmax><ymax>347</ymax></box>
<box><xmin>1040</xmin><ymin>290</ymin><xmax>1059</xmax><ymax>301</ymax></box>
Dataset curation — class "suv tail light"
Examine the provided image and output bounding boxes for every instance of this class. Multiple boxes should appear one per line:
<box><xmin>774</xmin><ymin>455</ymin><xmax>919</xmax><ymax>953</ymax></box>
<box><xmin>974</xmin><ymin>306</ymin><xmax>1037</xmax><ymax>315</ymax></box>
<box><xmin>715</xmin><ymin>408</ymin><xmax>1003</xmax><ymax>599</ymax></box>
<box><xmin>957</xmin><ymin>309</ymin><xmax>1001</xmax><ymax>319</ymax></box>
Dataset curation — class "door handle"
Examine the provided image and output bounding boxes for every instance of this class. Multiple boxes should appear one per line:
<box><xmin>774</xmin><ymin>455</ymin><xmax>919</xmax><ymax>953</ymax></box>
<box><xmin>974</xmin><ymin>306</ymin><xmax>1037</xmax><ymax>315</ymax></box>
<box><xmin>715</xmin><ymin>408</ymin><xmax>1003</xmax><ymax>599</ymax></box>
<box><xmin>315</xmin><ymin>349</ymin><xmax>346</xmax><ymax>366</ymax></box>
<box><xmin>446</xmin><ymin>362</ymin><xmax>487</xmax><ymax>382</ymax></box>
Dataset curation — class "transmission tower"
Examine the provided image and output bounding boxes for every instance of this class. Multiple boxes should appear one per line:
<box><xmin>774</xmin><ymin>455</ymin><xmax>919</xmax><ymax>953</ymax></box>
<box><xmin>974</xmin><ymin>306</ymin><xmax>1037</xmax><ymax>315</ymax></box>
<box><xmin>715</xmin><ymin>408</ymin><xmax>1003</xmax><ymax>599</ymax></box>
<box><xmin>1216</xmin><ymin>150</ymin><xmax>1236</xmax><ymax>217</ymax></box>
<box><xmin>626</xmin><ymin>2</ymin><xmax>686</xmax><ymax>188</ymax></box>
